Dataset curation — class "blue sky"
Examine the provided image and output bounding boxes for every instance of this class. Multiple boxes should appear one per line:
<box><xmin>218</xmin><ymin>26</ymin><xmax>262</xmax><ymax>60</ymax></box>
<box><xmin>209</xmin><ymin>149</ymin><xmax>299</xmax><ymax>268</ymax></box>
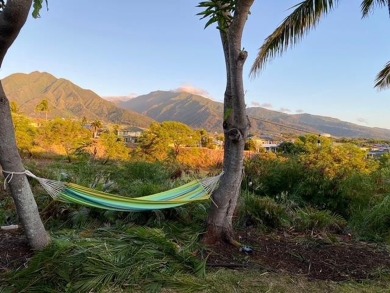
<box><xmin>1</xmin><ymin>1</ymin><xmax>390</xmax><ymax>129</ymax></box>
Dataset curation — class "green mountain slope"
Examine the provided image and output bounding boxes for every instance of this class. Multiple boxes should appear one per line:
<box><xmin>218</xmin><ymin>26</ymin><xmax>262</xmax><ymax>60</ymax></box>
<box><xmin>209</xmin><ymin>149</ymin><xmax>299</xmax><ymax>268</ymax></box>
<box><xmin>120</xmin><ymin>90</ymin><xmax>223</xmax><ymax>131</ymax></box>
<box><xmin>121</xmin><ymin>90</ymin><xmax>390</xmax><ymax>139</ymax></box>
<box><xmin>2</xmin><ymin>72</ymin><xmax>154</xmax><ymax>127</ymax></box>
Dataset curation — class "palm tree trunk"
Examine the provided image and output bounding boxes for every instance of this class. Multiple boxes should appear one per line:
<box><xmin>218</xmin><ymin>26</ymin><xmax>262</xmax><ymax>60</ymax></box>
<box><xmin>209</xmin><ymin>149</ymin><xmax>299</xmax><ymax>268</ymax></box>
<box><xmin>204</xmin><ymin>0</ymin><xmax>253</xmax><ymax>245</ymax></box>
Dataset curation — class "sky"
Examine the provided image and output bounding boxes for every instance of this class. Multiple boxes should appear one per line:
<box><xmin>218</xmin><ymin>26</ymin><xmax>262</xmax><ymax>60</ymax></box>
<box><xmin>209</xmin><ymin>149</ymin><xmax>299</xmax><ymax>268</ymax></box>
<box><xmin>1</xmin><ymin>1</ymin><xmax>390</xmax><ymax>129</ymax></box>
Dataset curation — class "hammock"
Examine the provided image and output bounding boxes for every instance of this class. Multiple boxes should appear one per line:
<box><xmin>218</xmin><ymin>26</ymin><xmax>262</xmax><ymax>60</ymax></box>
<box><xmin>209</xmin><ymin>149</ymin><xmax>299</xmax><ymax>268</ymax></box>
<box><xmin>22</xmin><ymin>170</ymin><xmax>221</xmax><ymax>212</ymax></box>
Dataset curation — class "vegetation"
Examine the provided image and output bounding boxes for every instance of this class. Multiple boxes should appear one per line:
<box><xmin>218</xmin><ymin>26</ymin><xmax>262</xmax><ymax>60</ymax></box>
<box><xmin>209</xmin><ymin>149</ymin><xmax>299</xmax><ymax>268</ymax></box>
<box><xmin>37</xmin><ymin>118</ymin><xmax>92</xmax><ymax>162</ymax></box>
<box><xmin>1</xmin><ymin>1</ymin><xmax>390</xmax><ymax>291</ymax></box>
<box><xmin>35</xmin><ymin>99</ymin><xmax>49</xmax><ymax>121</ymax></box>
<box><xmin>137</xmin><ymin>121</ymin><xmax>201</xmax><ymax>160</ymax></box>
<box><xmin>1</xmin><ymin>130</ymin><xmax>390</xmax><ymax>291</ymax></box>
<box><xmin>252</xmin><ymin>0</ymin><xmax>390</xmax><ymax>89</ymax></box>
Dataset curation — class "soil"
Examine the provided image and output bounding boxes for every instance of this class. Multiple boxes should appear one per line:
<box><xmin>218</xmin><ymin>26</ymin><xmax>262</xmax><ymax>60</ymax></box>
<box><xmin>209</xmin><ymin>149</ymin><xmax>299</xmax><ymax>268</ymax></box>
<box><xmin>205</xmin><ymin>228</ymin><xmax>390</xmax><ymax>281</ymax></box>
<box><xmin>1</xmin><ymin>227</ymin><xmax>390</xmax><ymax>282</ymax></box>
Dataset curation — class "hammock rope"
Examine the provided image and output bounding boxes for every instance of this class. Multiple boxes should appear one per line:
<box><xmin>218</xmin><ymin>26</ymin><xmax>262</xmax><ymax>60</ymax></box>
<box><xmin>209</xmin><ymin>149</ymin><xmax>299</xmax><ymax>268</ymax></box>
<box><xmin>20</xmin><ymin>170</ymin><xmax>222</xmax><ymax>212</ymax></box>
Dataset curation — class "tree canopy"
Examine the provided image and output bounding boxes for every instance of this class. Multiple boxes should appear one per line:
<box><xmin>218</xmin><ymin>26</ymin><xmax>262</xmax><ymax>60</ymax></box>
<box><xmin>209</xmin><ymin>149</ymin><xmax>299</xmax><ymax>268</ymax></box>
<box><xmin>251</xmin><ymin>0</ymin><xmax>390</xmax><ymax>89</ymax></box>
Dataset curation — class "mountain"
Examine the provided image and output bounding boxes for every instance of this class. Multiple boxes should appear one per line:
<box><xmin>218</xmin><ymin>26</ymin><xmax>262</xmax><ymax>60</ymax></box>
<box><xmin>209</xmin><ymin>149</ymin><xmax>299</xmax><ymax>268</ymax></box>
<box><xmin>2</xmin><ymin>72</ymin><xmax>154</xmax><ymax>127</ymax></box>
<box><xmin>120</xmin><ymin>90</ymin><xmax>390</xmax><ymax>140</ymax></box>
<box><xmin>5</xmin><ymin>72</ymin><xmax>390</xmax><ymax>139</ymax></box>
<box><xmin>120</xmin><ymin>90</ymin><xmax>223</xmax><ymax>131</ymax></box>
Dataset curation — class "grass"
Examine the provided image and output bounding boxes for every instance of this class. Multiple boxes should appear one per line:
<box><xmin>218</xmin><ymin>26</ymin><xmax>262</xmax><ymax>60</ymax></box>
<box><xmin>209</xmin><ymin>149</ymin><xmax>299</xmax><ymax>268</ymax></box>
<box><xmin>2</xmin><ymin>156</ymin><xmax>390</xmax><ymax>292</ymax></box>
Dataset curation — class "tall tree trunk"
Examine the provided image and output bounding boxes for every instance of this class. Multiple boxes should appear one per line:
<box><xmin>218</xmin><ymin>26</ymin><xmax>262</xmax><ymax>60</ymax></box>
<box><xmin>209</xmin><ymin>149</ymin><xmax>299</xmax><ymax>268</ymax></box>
<box><xmin>0</xmin><ymin>0</ymin><xmax>50</xmax><ymax>250</ymax></box>
<box><xmin>204</xmin><ymin>0</ymin><xmax>254</xmax><ymax>245</ymax></box>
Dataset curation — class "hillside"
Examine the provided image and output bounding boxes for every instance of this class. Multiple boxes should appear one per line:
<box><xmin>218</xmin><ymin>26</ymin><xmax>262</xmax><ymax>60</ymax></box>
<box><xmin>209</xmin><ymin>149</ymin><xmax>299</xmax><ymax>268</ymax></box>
<box><xmin>4</xmin><ymin>72</ymin><xmax>390</xmax><ymax>139</ymax></box>
<box><xmin>120</xmin><ymin>90</ymin><xmax>223</xmax><ymax>131</ymax></box>
<box><xmin>2</xmin><ymin>72</ymin><xmax>154</xmax><ymax>127</ymax></box>
<box><xmin>121</xmin><ymin>90</ymin><xmax>390</xmax><ymax>140</ymax></box>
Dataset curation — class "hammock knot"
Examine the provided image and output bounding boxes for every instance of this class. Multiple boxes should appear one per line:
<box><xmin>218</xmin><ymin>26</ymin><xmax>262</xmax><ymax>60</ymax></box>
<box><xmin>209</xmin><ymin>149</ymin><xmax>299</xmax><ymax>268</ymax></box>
<box><xmin>2</xmin><ymin>169</ymin><xmax>27</xmax><ymax>190</ymax></box>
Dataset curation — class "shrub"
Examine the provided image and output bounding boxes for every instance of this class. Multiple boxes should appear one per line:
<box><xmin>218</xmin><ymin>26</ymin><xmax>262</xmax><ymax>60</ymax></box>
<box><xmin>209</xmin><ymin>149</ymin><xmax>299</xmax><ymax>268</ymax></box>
<box><xmin>292</xmin><ymin>207</ymin><xmax>347</xmax><ymax>233</ymax></box>
<box><xmin>238</xmin><ymin>192</ymin><xmax>290</xmax><ymax>230</ymax></box>
<box><xmin>350</xmin><ymin>195</ymin><xmax>390</xmax><ymax>242</ymax></box>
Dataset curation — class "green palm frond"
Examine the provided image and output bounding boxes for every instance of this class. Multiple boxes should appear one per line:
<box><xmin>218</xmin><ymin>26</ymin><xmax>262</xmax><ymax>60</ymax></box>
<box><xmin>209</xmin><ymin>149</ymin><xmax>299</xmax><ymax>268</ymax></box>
<box><xmin>250</xmin><ymin>0</ymin><xmax>339</xmax><ymax>75</ymax></box>
<box><xmin>374</xmin><ymin>61</ymin><xmax>390</xmax><ymax>89</ymax></box>
<box><xmin>361</xmin><ymin>0</ymin><xmax>388</xmax><ymax>17</ymax></box>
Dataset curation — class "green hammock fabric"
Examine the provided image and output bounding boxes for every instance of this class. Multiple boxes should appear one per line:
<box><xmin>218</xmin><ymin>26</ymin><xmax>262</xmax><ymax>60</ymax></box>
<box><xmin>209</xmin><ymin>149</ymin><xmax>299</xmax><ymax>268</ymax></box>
<box><xmin>25</xmin><ymin>171</ymin><xmax>221</xmax><ymax>212</ymax></box>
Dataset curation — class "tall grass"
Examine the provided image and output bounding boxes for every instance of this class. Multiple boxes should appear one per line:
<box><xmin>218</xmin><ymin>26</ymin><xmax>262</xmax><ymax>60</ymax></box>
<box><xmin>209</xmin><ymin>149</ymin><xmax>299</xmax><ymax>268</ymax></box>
<box><xmin>350</xmin><ymin>195</ymin><xmax>390</xmax><ymax>242</ymax></box>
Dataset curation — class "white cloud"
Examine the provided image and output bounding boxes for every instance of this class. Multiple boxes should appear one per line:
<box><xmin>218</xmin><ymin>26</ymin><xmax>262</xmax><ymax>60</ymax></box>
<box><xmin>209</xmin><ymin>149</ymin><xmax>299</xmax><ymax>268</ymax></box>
<box><xmin>279</xmin><ymin>107</ymin><xmax>291</xmax><ymax>113</ymax></box>
<box><xmin>261</xmin><ymin>103</ymin><xmax>273</xmax><ymax>108</ymax></box>
<box><xmin>357</xmin><ymin>117</ymin><xmax>368</xmax><ymax>124</ymax></box>
<box><xmin>175</xmin><ymin>85</ymin><xmax>213</xmax><ymax>99</ymax></box>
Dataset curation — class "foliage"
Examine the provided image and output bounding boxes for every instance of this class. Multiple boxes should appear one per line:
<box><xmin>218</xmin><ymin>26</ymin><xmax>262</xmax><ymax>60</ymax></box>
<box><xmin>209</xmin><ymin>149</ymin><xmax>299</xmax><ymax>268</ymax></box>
<box><xmin>35</xmin><ymin>99</ymin><xmax>49</xmax><ymax>120</ymax></box>
<box><xmin>298</xmin><ymin>136</ymin><xmax>377</xmax><ymax>180</ymax></box>
<box><xmin>293</xmin><ymin>207</ymin><xmax>347</xmax><ymax>233</ymax></box>
<box><xmin>32</xmin><ymin>0</ymin><xmax>48</xmax><ymax>18</ymax></box>
<box><xmin>244</xmin><ymin>136</ymin><xmax>381</xmax><ymax>217</ymax></box>
<box><xmin>177</xmin><ymin>147</ymin><xmax>224</xmax><ymax>170</ymax></box>
<box><xmin>197</xmin><ymin>0</ymin><xmax>236</xmax><ymax>31</ymax></box>
<box><xmin>277</xmin><ymin>141</ymin><xmax>305</xmax><ymax>155</ymax></box>
<box><xmin>12</xmin><ymin>113</ymin><xmax>37</xmax><ymax>156</ymax></box>
<box><xmin>5</xmin><ymin>227</ymin><xmax>207</xmax><ymax>292</ymax></box>
<box><xmin>137</xmin><ymin>121</ymin><xmax>200</xmax><ymax>160</ymax></box>
<box><xmin>238</xmin><ymin>192</ymin><xmax>290</xmax><ymax>230</ymax></box>
<box><xmin>350</xmin><ymin>195</ymin><xmax>390</xmax><ymax>242</ymax></box>
<box><xmin>244</xmin><ymin>153</ymin><xmax>305</xmax><ymax>201</ymax></box>
<box><xmin>252</xmin><ymin>0</ymin><xmax>390</xmax><ymax>89</ymax></box>
<box><xmin>91</xmin><ymin>120</ymin><xmax>103</xmax><ymax>138</ymax></box>
<box><xmin>10</xmin><ymin>101</ymin><xmax>20</xmax><ymax>113</ymax></box>
<box><xmin>99</xmin><ymin>132</ymin><xmax>129</xmax><ymax>162</ymax></box>
<box><xmin>37</xmin><ymin>118</ymin><xmax>92</xmax><ymax>162</ymax></box>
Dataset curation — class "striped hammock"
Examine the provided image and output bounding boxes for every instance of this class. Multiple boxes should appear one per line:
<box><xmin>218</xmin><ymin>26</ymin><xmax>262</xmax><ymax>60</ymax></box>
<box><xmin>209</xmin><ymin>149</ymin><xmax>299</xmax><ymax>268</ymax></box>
<box><xmin>25</xmin><ymin>171</ymin><xmax>221</xmax><ymax>212</ymax></box>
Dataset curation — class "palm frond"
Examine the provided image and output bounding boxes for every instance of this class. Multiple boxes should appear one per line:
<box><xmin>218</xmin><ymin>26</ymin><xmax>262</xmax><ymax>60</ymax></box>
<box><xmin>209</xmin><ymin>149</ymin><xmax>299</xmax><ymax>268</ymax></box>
<box><xmin>374</xmin><ymin>61</ymin><xmax>390</xmax><ymax>90</ymax></box>
<box><xmin>361</xmin><ymin>0</ymin><xmax>388</xmax><ymax>17</ymax></box>
<box><xmin>250</xmin><ymin>0</ymin><xmax>339</xmax><ymax>76</ymax></box>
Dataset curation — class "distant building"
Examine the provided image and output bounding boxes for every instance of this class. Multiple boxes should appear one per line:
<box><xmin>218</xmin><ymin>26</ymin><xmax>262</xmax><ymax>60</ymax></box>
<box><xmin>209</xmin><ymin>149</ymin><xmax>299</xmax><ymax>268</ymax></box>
<box><xmin>117</xmin><ymin>126</ymin><xmax>144</xmax><ymax>143</ymax></box>
<box><xmin>248</xmin><ymin>134</ymin><xmax>280</xmax><ymax>152</ymax></box>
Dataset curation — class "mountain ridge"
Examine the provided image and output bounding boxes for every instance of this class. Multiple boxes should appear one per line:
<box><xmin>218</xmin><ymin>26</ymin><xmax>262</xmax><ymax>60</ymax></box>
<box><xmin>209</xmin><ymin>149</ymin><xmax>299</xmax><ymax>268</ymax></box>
<box><xmin>120</xmin><ymin>90</ymin><xmax>390</xmax><ymax>140</ymax></box>
<box><xmin>3</xmin><ymin>71</ymin><xmax>390</xmax><ymax>140</ymax></box>
<box><xmin>2</xmin><ymin>71</ymin><xmax>154</xmax><ymax>127</ymax></box>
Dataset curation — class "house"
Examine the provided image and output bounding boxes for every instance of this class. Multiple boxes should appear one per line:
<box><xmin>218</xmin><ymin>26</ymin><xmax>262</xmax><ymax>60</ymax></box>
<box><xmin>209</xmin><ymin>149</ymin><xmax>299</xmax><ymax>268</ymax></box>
<box><xmin>117</xmin><ymin>126</ymin><xmax>144</xmax><ymax>143</ymax></box>
<box><xmin>247</xmin><ymin>134</ymin><xmax>280</xmax><ymax>152</ymax></box>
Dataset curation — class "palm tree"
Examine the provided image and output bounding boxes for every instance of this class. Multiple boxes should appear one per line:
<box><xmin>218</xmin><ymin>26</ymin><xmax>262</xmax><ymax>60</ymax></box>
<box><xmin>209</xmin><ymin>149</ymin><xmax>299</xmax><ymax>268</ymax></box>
<box><xmin>198</xmin><ymin>0</ymin><xmax>254</xmax><ymax>245</ymax></box>
<box><xmin>35</xmin><ymin>99</ymin><xmax>49</xmax><ymax>120</ymax></box>
<box><xmin>250</xmin><ymin>0</ymin><xmax>390</xmax><ymax>89</ymax></box>
<box><xmin>91</xmin><ymin>120</ymin><xmax>103</xmax><ymax>138</ymax></box>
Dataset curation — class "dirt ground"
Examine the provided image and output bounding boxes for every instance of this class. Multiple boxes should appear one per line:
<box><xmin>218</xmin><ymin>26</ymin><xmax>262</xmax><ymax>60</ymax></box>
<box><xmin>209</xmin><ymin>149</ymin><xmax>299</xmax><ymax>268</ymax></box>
<box><xmin>206</xmin><ymin>228</ymin><xmax>390</xmax><ymax>281</ymax></box>
<box><xmin>1</xmin><ymin>227</ymin><xmax>390</xmax><ymax>282</ymax></box>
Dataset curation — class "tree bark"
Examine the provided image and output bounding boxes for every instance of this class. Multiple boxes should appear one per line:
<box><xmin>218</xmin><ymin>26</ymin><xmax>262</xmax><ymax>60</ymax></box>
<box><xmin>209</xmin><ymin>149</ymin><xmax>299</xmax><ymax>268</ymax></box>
<box><xmin>204</xmin><ymin>0</ymin><xmax>254</xmax><ymax>245</ymax></box>
<box><xmin>0</xmin><ymin>0</ymin><xmax>50</xmax><ymax>250</ymax></box>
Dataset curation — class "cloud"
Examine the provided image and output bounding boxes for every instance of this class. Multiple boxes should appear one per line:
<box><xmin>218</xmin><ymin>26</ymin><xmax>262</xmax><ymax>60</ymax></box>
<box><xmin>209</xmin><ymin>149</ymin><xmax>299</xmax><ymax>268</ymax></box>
<box><xmin>261</xmin><ymin>103</ymin><xmax>273</xmax><ymax>108</ymax></box>
<box><xmin>279</xmin><ymin>107</ymin><xmax>291</xmax><ymax>113</ymax></box>
<box><xmin>251</xmin><ymin>101</ymin><xmax>261</xmax><ymax>107</ymax></box>
<box><xmin>357</xmin><ymin>117</ymin><xmax>368</xmax><ymax>124</ymax></box>
<box><xmin>295</xmin><ymin>109</ymin><xmax>304</xmax><ymax>113</ymax></box>
<box><xmin>103</xmin><ymin>94</ymin><xmax>137</xmax><ymax>102</ymax></box>
<box><xmin>175</xmin><ymin>85</ymin><xmax>212</xmax><ymax>99</ymax></box>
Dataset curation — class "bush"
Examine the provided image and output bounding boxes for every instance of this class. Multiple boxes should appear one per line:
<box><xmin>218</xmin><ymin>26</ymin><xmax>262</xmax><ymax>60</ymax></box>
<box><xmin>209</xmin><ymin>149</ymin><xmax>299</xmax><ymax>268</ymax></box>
<box><xmin>238</xmin><ymin>192</ymin><xmax>290</xmax><ymax>230</ymax></box>
<box><xmin>350</xmin><ymin>195</ymin><xmax>390</xmax><ymax>242</ymax></box>
<box><xmin>292</xmin><ymin>207</ymin><xmax>347</xmax><ymax>233</ymax></box>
